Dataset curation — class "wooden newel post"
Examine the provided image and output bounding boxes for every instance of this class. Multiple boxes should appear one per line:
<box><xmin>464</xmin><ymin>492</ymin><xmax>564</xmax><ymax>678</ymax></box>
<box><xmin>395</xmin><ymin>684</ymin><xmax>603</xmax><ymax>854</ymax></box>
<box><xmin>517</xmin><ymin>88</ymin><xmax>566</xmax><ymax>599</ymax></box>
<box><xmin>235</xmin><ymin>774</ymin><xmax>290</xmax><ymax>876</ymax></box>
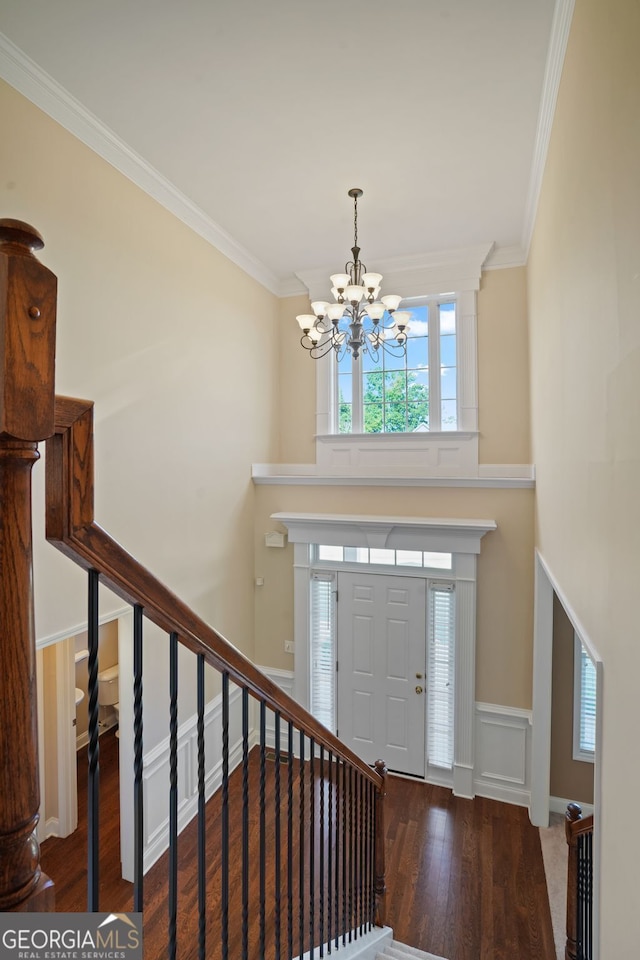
<box><xmin>374</xmin><ymin>758</ymin><xmax>387</xmax><ymax>927</ymax></box>
<box><xmin>0</xmin><ymin>219</ymin><xmax>57</xmax><ymax>911</ymax></box>
<box><xmin>564</xmin><ymin>802</ymin><xmax>582</xmax><ymax>960</ymax></box>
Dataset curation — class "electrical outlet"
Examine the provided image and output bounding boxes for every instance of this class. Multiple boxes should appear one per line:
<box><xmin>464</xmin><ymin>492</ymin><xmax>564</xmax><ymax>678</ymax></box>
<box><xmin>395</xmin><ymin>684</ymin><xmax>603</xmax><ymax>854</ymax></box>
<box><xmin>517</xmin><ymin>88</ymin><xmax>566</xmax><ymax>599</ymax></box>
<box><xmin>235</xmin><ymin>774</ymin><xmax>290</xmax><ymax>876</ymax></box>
<box><xmin>284</xmin><ymin>641</ymin><xmax>295</xmax><ymax>654</ymax></box>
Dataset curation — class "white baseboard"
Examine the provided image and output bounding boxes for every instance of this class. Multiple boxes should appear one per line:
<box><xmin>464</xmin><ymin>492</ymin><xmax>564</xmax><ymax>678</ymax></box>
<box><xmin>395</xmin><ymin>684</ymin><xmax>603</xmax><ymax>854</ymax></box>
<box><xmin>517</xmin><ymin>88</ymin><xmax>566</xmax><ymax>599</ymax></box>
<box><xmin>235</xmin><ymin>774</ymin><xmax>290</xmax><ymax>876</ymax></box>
<box><xmin>44</xmin><ymin>816</ymin><xmax>61</xmax><ymax>840</ymax></box>
<box><xmin>550</xmin><ymin>795</ymin><xmax>594</xmax><ymax>818</ymax></box>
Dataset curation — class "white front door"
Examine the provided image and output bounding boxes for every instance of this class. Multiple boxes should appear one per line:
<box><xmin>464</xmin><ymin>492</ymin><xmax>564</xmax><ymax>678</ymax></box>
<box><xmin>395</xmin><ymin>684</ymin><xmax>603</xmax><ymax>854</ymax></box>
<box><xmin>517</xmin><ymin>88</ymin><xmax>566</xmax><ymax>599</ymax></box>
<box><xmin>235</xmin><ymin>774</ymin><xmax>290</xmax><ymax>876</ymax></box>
<box><xmin>337</xmin><ymin>572</ymin><xmax>426</xmax><ymax>777</ymax></box>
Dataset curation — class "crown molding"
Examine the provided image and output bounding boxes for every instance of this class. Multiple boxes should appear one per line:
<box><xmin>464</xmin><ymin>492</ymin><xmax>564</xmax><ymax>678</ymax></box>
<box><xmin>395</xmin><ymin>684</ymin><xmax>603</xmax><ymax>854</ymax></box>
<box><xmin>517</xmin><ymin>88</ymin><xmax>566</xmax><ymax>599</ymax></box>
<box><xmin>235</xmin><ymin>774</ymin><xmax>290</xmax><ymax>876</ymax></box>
<box><xmin>0</xmin><ymin>32</ymin><xmax>283</xmax><ymax>296</ymax></box>
<box><xmin>483</xmin><ymin>244</ymin><xmax>527</xmax><ymax>270</ymax></box>
<box><xmin>296</xmin><ymin>242</ymin><xmax>495</xmax><ymax>301</ymax></box>
<box><xmin>278</xmin><ymin>275</ymin><xmax>309</xmax><ymax>298</ymax></box>
<box><xmin>521</xmin><ymin>0</ymin><xmax>576</xmax><ymax>258</ymax></box>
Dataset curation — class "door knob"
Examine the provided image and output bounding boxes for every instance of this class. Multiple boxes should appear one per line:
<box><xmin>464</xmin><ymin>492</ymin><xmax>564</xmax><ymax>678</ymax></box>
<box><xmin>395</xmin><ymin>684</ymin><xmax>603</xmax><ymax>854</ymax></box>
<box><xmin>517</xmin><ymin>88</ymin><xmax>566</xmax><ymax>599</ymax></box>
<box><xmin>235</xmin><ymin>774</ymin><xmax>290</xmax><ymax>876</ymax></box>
<box><xmin>415</xmin><ymin>685</ymin><xmax>423</xmax><ymax>694</ymax></box>
<box><xmin>415</xmin><ymin>673</ymin><xmax>423</xmax><ymax>679</ymax></box>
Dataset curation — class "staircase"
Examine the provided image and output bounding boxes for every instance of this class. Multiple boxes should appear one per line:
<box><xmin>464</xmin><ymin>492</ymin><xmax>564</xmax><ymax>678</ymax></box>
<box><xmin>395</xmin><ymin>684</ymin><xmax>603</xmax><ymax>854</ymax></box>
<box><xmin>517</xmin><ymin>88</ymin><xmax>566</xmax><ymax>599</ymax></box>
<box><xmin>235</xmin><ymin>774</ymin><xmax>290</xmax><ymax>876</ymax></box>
<box><xmin>0</xmin><ymin>219</ymin><xmax>440</xmax><ymax>957</ymax></box>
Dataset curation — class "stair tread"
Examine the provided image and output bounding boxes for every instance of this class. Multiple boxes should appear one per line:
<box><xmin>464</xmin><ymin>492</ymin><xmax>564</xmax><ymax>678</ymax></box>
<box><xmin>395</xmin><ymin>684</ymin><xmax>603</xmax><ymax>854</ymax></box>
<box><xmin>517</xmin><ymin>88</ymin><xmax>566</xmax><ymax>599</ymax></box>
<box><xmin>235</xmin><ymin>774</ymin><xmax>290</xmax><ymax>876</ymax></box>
<box><xmin>383</xmin><ymin>941</ymin><xmax>448</xmax><ymax>960</ymax></box>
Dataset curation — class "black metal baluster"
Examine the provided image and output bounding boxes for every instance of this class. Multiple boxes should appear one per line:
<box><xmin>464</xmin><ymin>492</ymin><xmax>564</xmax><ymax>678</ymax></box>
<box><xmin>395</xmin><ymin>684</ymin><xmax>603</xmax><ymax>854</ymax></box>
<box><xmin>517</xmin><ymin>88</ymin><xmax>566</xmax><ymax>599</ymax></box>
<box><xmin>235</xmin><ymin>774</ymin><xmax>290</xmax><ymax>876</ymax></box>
<box><xmin>590</xmin><ymin>832</ymin><xmax>594</xmax><ymax>957</ymax></box>
<box><xmin>370</xmin><ymin>779</ymin><xmax>375</xmax><ymax>929</ymax></box>
<box><xmin>358</xmin><ymin>773</ymin><xmax>364</xmax><ymax>935</ymax></box>
<box><xmin>287</xmin><ymin>722</ymin><xmax>294</xmax><ymax>960</ymax></box>
<box><xmin>197</xmin><ymin>654</ymin><xmax>206</xmax><ymax>960</ymax></box>
<box><xmin>168</xmin><ymin>632</ymin><xmax>178</xmax><ymax>960</ymax></box>
<box><xmin>221</xmin><ymin>672</ymin><xmax>230</xmax><ymax>960</ymax></box>
<box><xmin>353</xmin><ymin>771</ymin><xmax>358</xmax><ymax>939</ymax></box>
<box><xmin>259</xmin><ymin>701</ymin><xmax>267</xmax><ymax>960</ymax></box>
<box><xmin>319</xmin><ymin>746</ymin><xmax>325</xmax><ymax>957</ymax></box>
<box><xmin>242</xmin><ymin>688</ymin><xmax>250</xmax><ymax>960</ymax></box>
<box><xmin>299</xmin><ymin>730</ymin><xmax>305</xmax><ymax>959</ymax></box>
<box><xmin>342</xmin><ymin>761</ymin><xmax>347</xmax><ymax>946</ymax></box>
<box><xmin>327</xmin><ymin>751</ymin><xmax>333</xmax><ymax>954</ymax></box>
<box><xmin>274</xmin><ymin>711</ymin><xmax>282</xmax><ymax>960</ymax></box>
<box><xmin>87</xmin><ymin>569</ymin><xmax>100</xmax><ymax>911</ymax></box>
<box><xmin>133</xmin><ymin>603</ymin><xmax>144</xmax><ymax>913</ymax></box>
<box><xmin>348</xmin><ymin>765</ymin><xmax>353</xmax><ymax>942</ymax></box>
<box><xmin>368</xmin><ymin>779</ymin><xmax>372</xmax><ymax>930</ymax></box>
<box><xmin>353</xmin><ymin>771</ymin><xmax>359</xmax><ymax>938</ymax></box>
<box><xmin>309</xmin><ymin>738</ymin><xmax>315</xmax><ymax>959</ymax></box>
<box><xmin>334</xmin><ymin>757</ymin><xmax>341</xmax><ymax>950</ymax></box>
<box><xmin>363</xmin><ymin>778</ymin><xmax>368</xmax><ymax>933</ymax></box>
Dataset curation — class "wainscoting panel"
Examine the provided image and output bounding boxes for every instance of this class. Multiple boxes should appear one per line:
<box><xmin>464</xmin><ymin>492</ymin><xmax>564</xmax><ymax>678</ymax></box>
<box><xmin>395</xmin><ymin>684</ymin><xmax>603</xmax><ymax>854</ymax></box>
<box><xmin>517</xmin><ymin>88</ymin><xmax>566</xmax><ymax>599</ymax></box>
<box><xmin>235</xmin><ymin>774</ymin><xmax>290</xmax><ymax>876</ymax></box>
<box><xmin>474</xmin><ymin>702</ymin><xmax>532</xmax><ymax>807</ymax></box>
<box><xmin>141</xmin><ymin>672</ymin><xmax>295</xmax><ymax>873</ymax></box>
<box><xmin>142</xmin><ymin>684</ymin><xmax>243</xmax><ymax>872</ymax></box>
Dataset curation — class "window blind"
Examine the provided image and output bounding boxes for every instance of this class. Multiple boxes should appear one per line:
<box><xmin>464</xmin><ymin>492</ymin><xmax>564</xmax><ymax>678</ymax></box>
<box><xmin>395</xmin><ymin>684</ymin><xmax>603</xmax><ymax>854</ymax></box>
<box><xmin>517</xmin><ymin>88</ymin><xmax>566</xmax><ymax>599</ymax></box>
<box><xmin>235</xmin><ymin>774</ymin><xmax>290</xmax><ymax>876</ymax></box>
<box><xmin>427</xmin><ymin>582</ymin><xmax>455</xmax><ymax>769</ymax></box>
<box><xmin>310</xmin><ymin>572</ymin><xmax>336</xmax><ymax>733</ymax></box>
<box><xmin>579</xmin><ymin>644</ymin><xmax>596</xmax><ymax>755</ymax></box>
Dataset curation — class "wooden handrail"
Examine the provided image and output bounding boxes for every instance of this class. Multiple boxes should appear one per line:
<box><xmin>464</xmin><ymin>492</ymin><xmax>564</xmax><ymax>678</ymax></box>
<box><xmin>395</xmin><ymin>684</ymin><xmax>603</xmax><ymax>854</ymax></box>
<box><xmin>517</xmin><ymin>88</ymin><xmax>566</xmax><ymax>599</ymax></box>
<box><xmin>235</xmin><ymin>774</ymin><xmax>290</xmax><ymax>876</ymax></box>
<box><xmin>565</xmin><ymin>803</ymin><xmax>594</xmax><ymax>960</ymax></box>
<box><xmin>45</xmin><ymin>396</ymin><xmax>384</xmax><ymax>791</ymax></box>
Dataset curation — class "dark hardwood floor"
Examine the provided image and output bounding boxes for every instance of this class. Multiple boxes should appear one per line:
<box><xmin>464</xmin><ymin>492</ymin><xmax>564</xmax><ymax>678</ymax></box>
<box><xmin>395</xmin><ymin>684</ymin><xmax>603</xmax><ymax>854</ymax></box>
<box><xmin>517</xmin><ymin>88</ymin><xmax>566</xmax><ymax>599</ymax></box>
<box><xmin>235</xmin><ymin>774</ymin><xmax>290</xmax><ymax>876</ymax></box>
<box><xmin>41</xmin><ymin>731</ymin><xmax>554</xmax><ymax>960</ymax></box>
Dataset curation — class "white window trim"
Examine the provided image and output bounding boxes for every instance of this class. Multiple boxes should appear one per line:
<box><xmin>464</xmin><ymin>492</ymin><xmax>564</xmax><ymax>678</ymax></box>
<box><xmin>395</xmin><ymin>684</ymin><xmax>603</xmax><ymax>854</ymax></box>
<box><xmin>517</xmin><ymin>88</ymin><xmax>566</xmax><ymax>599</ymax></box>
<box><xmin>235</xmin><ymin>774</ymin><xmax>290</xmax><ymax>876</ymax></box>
<box><xmin>275</xmin><ymin>511</ymin><xmax>496</xmax><ymax>798</ymax></box>
<box><xmin>314</xmin><ymin>288</ymin><xmax>479</xmax><ymax>476</ymax></box>
<box><xmin>298</xmin><ymin>245</ymin><xmax>492</xmax><ymax>479</ymax></box>
<box><xmin>573</xmin><ymin>632</ymin><xmax>596</xmax><ymax>763</ymax></box>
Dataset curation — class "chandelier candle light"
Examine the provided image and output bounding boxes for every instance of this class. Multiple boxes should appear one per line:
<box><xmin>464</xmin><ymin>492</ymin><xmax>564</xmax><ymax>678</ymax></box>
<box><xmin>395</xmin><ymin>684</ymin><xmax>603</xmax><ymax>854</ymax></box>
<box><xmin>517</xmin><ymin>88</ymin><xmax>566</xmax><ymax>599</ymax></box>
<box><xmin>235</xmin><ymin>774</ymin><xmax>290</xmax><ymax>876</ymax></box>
<box><xmin>297</xmin><ymin>188</ymin><xmax>410</xmax><ymax>361</ymax></box>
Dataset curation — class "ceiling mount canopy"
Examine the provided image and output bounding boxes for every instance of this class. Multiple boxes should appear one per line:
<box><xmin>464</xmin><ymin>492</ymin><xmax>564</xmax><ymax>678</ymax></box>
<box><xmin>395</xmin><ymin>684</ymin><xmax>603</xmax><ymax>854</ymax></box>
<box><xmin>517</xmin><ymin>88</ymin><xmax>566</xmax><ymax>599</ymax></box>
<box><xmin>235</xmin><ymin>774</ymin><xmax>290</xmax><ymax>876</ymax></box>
<box><xmin>296</xmin><ymin>188</ymin><xmax>409</xmax><ymax>362</ymax></box>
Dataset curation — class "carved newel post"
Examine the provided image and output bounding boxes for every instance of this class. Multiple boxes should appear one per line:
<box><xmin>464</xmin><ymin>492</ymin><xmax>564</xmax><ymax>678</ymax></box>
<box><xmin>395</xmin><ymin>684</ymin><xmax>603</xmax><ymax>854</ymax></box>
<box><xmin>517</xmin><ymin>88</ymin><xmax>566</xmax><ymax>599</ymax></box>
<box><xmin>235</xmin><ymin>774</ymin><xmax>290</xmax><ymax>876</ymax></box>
<box><xmin>0</xmin><ymin>219</ymin><xmax>56</xmax><ymax>910</ymax></box>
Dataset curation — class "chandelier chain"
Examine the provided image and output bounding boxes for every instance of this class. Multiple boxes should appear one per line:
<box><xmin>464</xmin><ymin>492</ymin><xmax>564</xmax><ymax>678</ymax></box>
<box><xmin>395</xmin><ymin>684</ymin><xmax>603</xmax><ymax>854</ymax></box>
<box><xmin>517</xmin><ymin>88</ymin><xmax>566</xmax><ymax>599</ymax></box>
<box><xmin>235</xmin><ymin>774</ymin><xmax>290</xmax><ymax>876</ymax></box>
<box><xmin>353</xmin><ymin>192</ymin><xmax>358</xmax><ymax>248</ymax></box>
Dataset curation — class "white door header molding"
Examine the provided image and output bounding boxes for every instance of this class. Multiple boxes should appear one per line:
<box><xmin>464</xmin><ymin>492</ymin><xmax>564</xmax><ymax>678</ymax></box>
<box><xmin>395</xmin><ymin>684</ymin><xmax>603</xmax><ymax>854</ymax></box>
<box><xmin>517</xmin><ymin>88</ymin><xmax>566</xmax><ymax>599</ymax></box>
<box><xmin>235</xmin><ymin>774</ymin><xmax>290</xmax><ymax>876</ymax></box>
<box><xmin>271</xmin><ymin>512</ymin><xmax>496</xmax><ymax>554</ymax></box>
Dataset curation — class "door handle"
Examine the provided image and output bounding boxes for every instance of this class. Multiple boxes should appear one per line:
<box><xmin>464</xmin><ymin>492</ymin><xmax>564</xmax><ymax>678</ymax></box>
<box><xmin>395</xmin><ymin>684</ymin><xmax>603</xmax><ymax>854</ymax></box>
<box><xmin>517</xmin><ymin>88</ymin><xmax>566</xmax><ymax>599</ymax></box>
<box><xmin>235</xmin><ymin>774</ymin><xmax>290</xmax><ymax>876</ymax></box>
<box><xmin>415</xmin><ymin>685</ymin><xmax>423</xmax><ymax>694</ymax></box>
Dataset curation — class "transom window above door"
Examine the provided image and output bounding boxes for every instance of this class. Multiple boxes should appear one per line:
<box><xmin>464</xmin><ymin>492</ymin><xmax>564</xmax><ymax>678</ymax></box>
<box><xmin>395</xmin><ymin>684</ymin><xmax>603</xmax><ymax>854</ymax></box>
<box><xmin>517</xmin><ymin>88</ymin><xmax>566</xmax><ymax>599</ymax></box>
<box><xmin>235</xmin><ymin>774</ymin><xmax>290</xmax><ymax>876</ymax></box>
<box><xmin>315</xmin><ymin>544</ymin><xmax>453</xmax><ymax>570</ymax></box>
<box><xmin>337</xmin><ymin>298</ymin><xmax>458</xmax><ymax>434</ymax></box>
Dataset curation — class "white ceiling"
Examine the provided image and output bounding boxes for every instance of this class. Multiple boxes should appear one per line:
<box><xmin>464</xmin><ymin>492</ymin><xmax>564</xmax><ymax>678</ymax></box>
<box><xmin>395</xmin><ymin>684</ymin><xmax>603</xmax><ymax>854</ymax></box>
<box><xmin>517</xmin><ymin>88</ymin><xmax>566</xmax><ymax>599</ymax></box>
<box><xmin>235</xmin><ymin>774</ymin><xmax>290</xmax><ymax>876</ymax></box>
<box><xmin>0</xmin><ymin>0</ymin><xmax>560</xmax><ymax>295</ymax></box>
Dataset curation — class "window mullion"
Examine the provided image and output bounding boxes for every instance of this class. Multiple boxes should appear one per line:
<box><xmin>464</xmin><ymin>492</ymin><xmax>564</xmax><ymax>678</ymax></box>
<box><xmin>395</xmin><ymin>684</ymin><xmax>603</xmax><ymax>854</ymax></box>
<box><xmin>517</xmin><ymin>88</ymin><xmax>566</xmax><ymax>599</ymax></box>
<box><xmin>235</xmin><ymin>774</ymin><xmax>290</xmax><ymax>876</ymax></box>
<box><xmin>352</xmin><ymin>354</ymin><xmax>363</xmax><ymax>432</ymax></box>
<box><xmin>428</xmin><ymin>301</ymin><xmax>441</xmax><ymax>430</ymax></box>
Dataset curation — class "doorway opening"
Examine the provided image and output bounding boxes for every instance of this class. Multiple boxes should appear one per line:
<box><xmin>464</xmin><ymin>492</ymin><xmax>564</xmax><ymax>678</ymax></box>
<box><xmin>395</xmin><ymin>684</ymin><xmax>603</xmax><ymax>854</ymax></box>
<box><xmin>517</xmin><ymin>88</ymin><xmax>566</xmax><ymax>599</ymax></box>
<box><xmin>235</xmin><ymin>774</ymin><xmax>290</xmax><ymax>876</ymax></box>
<box><xmin>36</xmin><ymin>617</ymin><xmax>123</xmax><ymax>847</ymax></box>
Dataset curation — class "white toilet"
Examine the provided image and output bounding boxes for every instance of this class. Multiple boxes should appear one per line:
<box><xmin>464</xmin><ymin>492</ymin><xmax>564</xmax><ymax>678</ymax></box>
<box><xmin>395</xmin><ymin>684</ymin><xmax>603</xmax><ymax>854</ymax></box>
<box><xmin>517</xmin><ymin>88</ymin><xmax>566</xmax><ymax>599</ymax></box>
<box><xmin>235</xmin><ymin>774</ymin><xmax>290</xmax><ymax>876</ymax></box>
<box><xmin>97</xmin><ymin>663</ymin><xmax>119</xmax><ymax>732</ymax></box>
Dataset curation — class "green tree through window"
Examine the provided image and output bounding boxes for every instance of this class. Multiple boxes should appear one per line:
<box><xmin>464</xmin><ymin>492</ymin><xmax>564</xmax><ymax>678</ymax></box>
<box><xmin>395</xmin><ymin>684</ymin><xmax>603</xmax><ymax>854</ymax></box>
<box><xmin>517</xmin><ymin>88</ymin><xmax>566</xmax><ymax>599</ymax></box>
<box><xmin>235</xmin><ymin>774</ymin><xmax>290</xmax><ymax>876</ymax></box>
<box><xmin>339</xmin><ymin>370</ymin><xmax>429</xmax><ymax>433</ymax></box>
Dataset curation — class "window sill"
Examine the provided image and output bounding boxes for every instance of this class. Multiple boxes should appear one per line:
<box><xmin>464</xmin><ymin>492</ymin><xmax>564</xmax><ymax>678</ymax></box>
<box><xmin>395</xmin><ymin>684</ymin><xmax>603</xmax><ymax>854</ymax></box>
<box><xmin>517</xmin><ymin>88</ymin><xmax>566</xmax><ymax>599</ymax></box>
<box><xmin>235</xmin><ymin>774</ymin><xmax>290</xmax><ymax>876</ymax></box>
<box><xmin>251</xmin><ymin>462</ymin><xmax>535</xmax><ymax>489</ymax></box>
<box><xmin>316</xmin><ymin>431</ymin><xmax>479</xmax><ymax>442</ymax></box>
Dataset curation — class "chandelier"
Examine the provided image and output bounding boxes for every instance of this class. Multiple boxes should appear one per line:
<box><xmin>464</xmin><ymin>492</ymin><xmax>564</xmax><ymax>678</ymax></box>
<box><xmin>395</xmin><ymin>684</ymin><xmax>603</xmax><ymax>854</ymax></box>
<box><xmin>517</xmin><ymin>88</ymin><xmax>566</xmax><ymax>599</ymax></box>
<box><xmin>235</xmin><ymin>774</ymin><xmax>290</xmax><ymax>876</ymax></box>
<box><xmin>296</xmin><ymin>188</ymin><xmax>410</xmax><ymax>361</ymax></box>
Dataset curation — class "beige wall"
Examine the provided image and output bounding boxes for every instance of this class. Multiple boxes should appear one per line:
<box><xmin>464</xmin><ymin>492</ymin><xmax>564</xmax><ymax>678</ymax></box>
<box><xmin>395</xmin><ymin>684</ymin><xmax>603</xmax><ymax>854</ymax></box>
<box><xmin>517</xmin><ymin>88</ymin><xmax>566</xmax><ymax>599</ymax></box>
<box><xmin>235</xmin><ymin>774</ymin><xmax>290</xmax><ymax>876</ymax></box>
<box><xmin>527</xmin><ymin>0</ymin><xmax>640</xmax><ymax>949</ymax></box>
<box><xmin>550</xmin><ymin>595</ymin><xmax>594</xmax><ymax>805</ymax></box>
<box><xmin>278</xmin><ymin>294</ymin><xmax>317</xmax><ymax>463</ymax></box>
<box><xmin>278</xmin><ymin>266</ymin><xmax>531</xmax><ymax>466</ymax></box>
<box><xmin>477</xmin><ymin>267</ymin><xmax>530</xmax><ymax>464</ymax></box>
<box><xmin>0</xmin><ymin>80</ymin><xmax>280</xmax><ymax>665</ymax></box>
<box><xmin>254</xmin><ymin>483</ymin><xmax>534</xmax><ymax>709</ymax></box>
